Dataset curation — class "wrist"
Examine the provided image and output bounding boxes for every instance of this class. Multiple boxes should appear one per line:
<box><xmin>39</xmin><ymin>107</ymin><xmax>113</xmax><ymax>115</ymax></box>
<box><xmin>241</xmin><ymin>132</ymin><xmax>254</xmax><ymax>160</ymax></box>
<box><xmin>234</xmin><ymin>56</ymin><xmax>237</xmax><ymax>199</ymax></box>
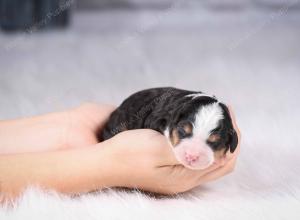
<box><xmin>93</xmin><ymin>141</ymin><xmax>122</xmax><ymax>189</ymax></box>
<box><xmin>97</xmin><ymin>138</ymin><xmax>135</xmax><ymax>189</ymax></box>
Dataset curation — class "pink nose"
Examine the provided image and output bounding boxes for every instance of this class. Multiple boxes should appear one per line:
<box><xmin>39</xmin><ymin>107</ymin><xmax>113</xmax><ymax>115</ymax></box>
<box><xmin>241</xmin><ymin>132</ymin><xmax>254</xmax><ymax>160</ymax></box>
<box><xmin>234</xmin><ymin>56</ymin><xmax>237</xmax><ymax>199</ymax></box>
<box><xmin>185</xmin><ymin>152</ymin><xmax>200</xmax><ymax>163</ymax></box>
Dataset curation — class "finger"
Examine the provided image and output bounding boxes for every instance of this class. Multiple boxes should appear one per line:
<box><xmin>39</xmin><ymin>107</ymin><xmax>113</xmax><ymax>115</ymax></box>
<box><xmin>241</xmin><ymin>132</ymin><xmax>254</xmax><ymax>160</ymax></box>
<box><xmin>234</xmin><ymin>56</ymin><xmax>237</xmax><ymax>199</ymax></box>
<box><xmin>158</xmin><ymin>143</ymin><xmax>181</xmax><ymax>166</ymax></box>
<box><xmin>145</xmin><ymin>130</ymin><xmax>181</xmax><ymax>166</ymax></box>
<box><xmin>196</xmin><ymin>153</ymin><xmax>237</xmax><ymax>184</ymax></box>
<box><xmin>195</xmin><ymin>162</ymin><xmax>222</xmax><ymax>176</ymax></box>
<box><xmin>114</xmin><ymin>129</ymin><xmax>180</xmax><ymax>166</ymax></box>
<box><xmin>227</xmin><ymin>105</ymin><xmax>241</xmax><ymax>139</ymax></box>
<box><xmin>173</xmin><ymin>162</ymin><xmax>222</xmax><ymax>181</ymax></box>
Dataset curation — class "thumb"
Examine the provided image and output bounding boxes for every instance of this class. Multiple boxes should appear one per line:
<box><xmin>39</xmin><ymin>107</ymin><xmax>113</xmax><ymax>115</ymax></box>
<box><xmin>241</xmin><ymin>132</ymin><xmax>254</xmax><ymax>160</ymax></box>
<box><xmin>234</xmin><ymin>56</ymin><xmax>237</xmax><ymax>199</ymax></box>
<box><xmin>155</xmin><ymin>135</ymin><xmax>181</xmax><ymax>166</ymax></box>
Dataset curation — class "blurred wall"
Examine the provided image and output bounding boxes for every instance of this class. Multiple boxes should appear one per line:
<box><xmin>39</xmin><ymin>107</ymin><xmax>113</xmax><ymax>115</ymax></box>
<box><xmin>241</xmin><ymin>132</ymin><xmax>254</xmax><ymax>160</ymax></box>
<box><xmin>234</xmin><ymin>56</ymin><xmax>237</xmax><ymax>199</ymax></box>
<box><xmin>76</xmin><ymin>0</ymin><xmax>300</xmax><ymax>10</ymax></box>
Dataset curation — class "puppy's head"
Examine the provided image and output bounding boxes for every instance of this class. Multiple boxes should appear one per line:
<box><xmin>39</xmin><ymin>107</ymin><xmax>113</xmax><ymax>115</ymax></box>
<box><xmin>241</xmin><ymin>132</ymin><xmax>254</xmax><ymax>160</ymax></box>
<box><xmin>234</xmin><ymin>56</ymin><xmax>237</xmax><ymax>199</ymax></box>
<box><xmin>164</xmin><ymin>93</ymin><xmax>238</xmax><ymax>170</ymax></box>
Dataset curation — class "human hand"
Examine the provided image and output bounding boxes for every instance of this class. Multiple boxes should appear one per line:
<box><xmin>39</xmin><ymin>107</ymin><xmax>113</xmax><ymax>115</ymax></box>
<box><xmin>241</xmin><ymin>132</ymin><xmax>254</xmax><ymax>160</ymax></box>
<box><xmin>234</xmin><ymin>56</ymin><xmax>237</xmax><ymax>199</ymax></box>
<box><xmin>62</xmin><ymin>103</ymin><xmax>116</xmax><ymax>149</ymax></box>
<box><xmin>103</xmin><ymin>110</ymin><xmax>240</xmax><ymax>194</ymax></box>
<box><xmin>0</xmin><ymin>103</ymin><xmax>240</xmax><ymax>198</ymax></box>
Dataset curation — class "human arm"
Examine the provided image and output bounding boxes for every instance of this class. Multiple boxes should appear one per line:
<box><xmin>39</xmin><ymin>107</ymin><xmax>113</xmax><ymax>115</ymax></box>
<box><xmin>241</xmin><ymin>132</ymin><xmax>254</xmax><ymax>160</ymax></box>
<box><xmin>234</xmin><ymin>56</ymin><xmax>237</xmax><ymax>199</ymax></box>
<box><xmin>0</xmin><ymin>103</ymin><xmax>240</xmax><ymax>201</ymax></box>
<box><xmin>0</xmin><ymin>103</ymin><xmax>115</xmax><ymax>154</ymax></box>
<box><xmin>0</xmin><ymin>143</ymin><xmax>113</xmax><ymax>200</ymax></box>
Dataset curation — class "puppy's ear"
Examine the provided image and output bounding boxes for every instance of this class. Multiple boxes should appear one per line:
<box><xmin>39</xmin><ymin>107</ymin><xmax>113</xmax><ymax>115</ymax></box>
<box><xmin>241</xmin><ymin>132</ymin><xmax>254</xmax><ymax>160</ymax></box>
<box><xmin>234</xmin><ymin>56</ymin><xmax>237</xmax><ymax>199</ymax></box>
<box><xmin>148</xmin><ymin>118</ymin><xmax>167</xmax><ymax>133</ymax></box>
<box><xmin>228</xmin><ymin>129</ymin><xmax>238</xmax><ymax>153</ymax></box>
<box><xmin>156</xmin><ymin>118</ymin><xmax>167</xmax><ymax>133</ymax></box>
<box><xmin>219</xmin><ymin>103</ymin><xmax>238</xmax><ymax>153</ymax></box>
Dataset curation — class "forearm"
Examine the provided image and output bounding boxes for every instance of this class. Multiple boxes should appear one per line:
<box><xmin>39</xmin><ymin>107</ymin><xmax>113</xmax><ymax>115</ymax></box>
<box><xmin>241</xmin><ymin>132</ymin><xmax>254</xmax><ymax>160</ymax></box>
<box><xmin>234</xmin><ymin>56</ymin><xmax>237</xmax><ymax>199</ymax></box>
<box><xmin>0</xmin><ymin>143</ymin><xmax>114</xmax><ymax>200</ymax></box>
<box><xmin>0</xmin><ymin>111</ymin><xmax>69</xmax><ymax>154</ymax></box>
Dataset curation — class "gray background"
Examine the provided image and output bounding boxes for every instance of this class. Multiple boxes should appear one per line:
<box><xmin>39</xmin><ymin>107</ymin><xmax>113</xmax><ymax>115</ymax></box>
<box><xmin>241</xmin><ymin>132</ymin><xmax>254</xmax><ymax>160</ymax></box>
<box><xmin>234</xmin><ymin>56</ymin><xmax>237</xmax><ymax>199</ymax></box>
<box><xmin>76</xmin><ymin>0</ymin><xmax>300</xmax><ymax>9</ymax></box>
<box><xmin>0</xmin><ymin>1</ymin><xmax>300</xmax><ymax>118</ymax></box>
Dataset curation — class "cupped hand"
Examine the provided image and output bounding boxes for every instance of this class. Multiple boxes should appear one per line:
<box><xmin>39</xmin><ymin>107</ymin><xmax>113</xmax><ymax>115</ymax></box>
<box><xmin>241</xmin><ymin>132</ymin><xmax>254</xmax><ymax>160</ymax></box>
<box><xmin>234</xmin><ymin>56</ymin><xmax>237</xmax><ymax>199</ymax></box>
<box><xmin>61</xmin><ymin>103</ymin><xmax>116</xmax><ymax>149</ymax></box>
<box><xmin>69</xmin><ymin>103</ymin><xmax>241</xmax><ymax>195</ymax></box>
<box><xmin>103</xmin><ymin>109</ymin><xmax>241</xmax><ymax>194</ymax></box>
<box><xmin>0</xmin><ymin>102</ymin><xmax>240</xmax><ymax>196</ymax></box>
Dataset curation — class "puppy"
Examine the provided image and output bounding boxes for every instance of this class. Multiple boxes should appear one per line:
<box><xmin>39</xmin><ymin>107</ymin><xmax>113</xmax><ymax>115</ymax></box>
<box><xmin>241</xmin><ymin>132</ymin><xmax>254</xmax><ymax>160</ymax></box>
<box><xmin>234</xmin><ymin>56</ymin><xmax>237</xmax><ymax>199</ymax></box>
<box><xmin>101</xmin><ymin>87</ymin><xmax>238</xmax><ymax>170</ymax></box>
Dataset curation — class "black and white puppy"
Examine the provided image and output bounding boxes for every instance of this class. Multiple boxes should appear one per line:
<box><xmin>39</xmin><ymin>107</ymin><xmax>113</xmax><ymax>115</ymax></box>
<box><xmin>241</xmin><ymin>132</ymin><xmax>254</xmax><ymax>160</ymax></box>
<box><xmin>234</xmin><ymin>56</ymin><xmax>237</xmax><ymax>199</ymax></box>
<box><xmin>101</xmin><ymin>87</ymin><xmax>238</xmax><ymax>170</ymax></box>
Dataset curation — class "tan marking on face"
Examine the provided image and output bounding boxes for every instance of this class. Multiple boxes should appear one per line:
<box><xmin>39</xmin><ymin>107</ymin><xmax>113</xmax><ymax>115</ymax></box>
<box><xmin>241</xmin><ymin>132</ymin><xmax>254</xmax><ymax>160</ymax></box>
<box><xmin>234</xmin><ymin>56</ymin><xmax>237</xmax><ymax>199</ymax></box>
<box><xmin>208</xmin><ymin>134</ymin><xmax>221</xmax><ymax>143</ymax></box>
<box><xmin>183</xmin><ymin>123</ymin><xmax>193</xmax><ymax>135</ymax></box>
<box><xmin>214</xmin><ymin>148</ymin><xmax>227</xmax><ymax>160</ymax></box>
<box><xmin>170</xmin><ymin>128</ymin><xmax>180</xmax><ymax>146</ymax></box>
<box><xmin>213</xmin><ymin>147</ymin><xmax>228</xmax><ymax>166</ymax></box>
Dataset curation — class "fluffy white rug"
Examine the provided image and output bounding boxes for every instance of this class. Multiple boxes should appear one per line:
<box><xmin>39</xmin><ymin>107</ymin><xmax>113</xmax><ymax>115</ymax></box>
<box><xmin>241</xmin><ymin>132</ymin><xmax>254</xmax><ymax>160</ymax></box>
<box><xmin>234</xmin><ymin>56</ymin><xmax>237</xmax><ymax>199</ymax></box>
<box><xmin>1</xmin><ymin>10</ymin><xmax>300</xmax><ymax>220</ymax></box>
<box><xmin>1</xmin><ymin>75</ymin><xmax>300</xmax><ymax>220</ymax></box>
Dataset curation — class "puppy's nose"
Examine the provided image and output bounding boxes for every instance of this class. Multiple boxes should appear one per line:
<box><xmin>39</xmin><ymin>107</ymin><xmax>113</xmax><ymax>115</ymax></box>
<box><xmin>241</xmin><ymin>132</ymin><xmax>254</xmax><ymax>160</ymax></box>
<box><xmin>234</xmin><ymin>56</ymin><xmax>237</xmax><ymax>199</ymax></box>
<box><xmin>185</xmin><ymin>151</ymin><xmax>200</xmax><ymax>163</ymax></box>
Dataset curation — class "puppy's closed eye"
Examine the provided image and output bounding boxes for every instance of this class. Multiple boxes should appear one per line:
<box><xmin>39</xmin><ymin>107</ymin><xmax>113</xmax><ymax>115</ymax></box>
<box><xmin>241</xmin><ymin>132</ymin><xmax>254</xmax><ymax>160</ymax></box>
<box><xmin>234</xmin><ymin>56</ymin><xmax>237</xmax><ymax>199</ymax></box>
<box><xmin>170</xmin><ymin>122</ymin><xmax>193</xmax><ymax>146</ymax></box>
<box><xmin>207</xmin><ymin>134</ymin><xmax>221</xmax><ymax>143</ymax></box>
<box><xmin>177</xmin><ymin>122</ymin><xmax>193</xmax><ymax>139</ymax></box>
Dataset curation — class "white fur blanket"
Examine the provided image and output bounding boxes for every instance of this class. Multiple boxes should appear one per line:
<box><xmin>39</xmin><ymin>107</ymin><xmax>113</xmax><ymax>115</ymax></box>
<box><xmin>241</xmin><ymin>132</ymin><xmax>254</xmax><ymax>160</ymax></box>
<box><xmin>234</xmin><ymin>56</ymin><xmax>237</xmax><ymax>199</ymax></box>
<box><xmin>1</xmin><ymin>73</ymin><xmax>300</xmax><ymax>220</ymax></box>
<box><xmin>1</xmin><ymin>10</ymin><xmax>300</xmax><ymax>220</ymax></box>
<box><xmin>1</xmin><ymin>115</ymin><xmax>299</xmax><ymax>220</ymax></box>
